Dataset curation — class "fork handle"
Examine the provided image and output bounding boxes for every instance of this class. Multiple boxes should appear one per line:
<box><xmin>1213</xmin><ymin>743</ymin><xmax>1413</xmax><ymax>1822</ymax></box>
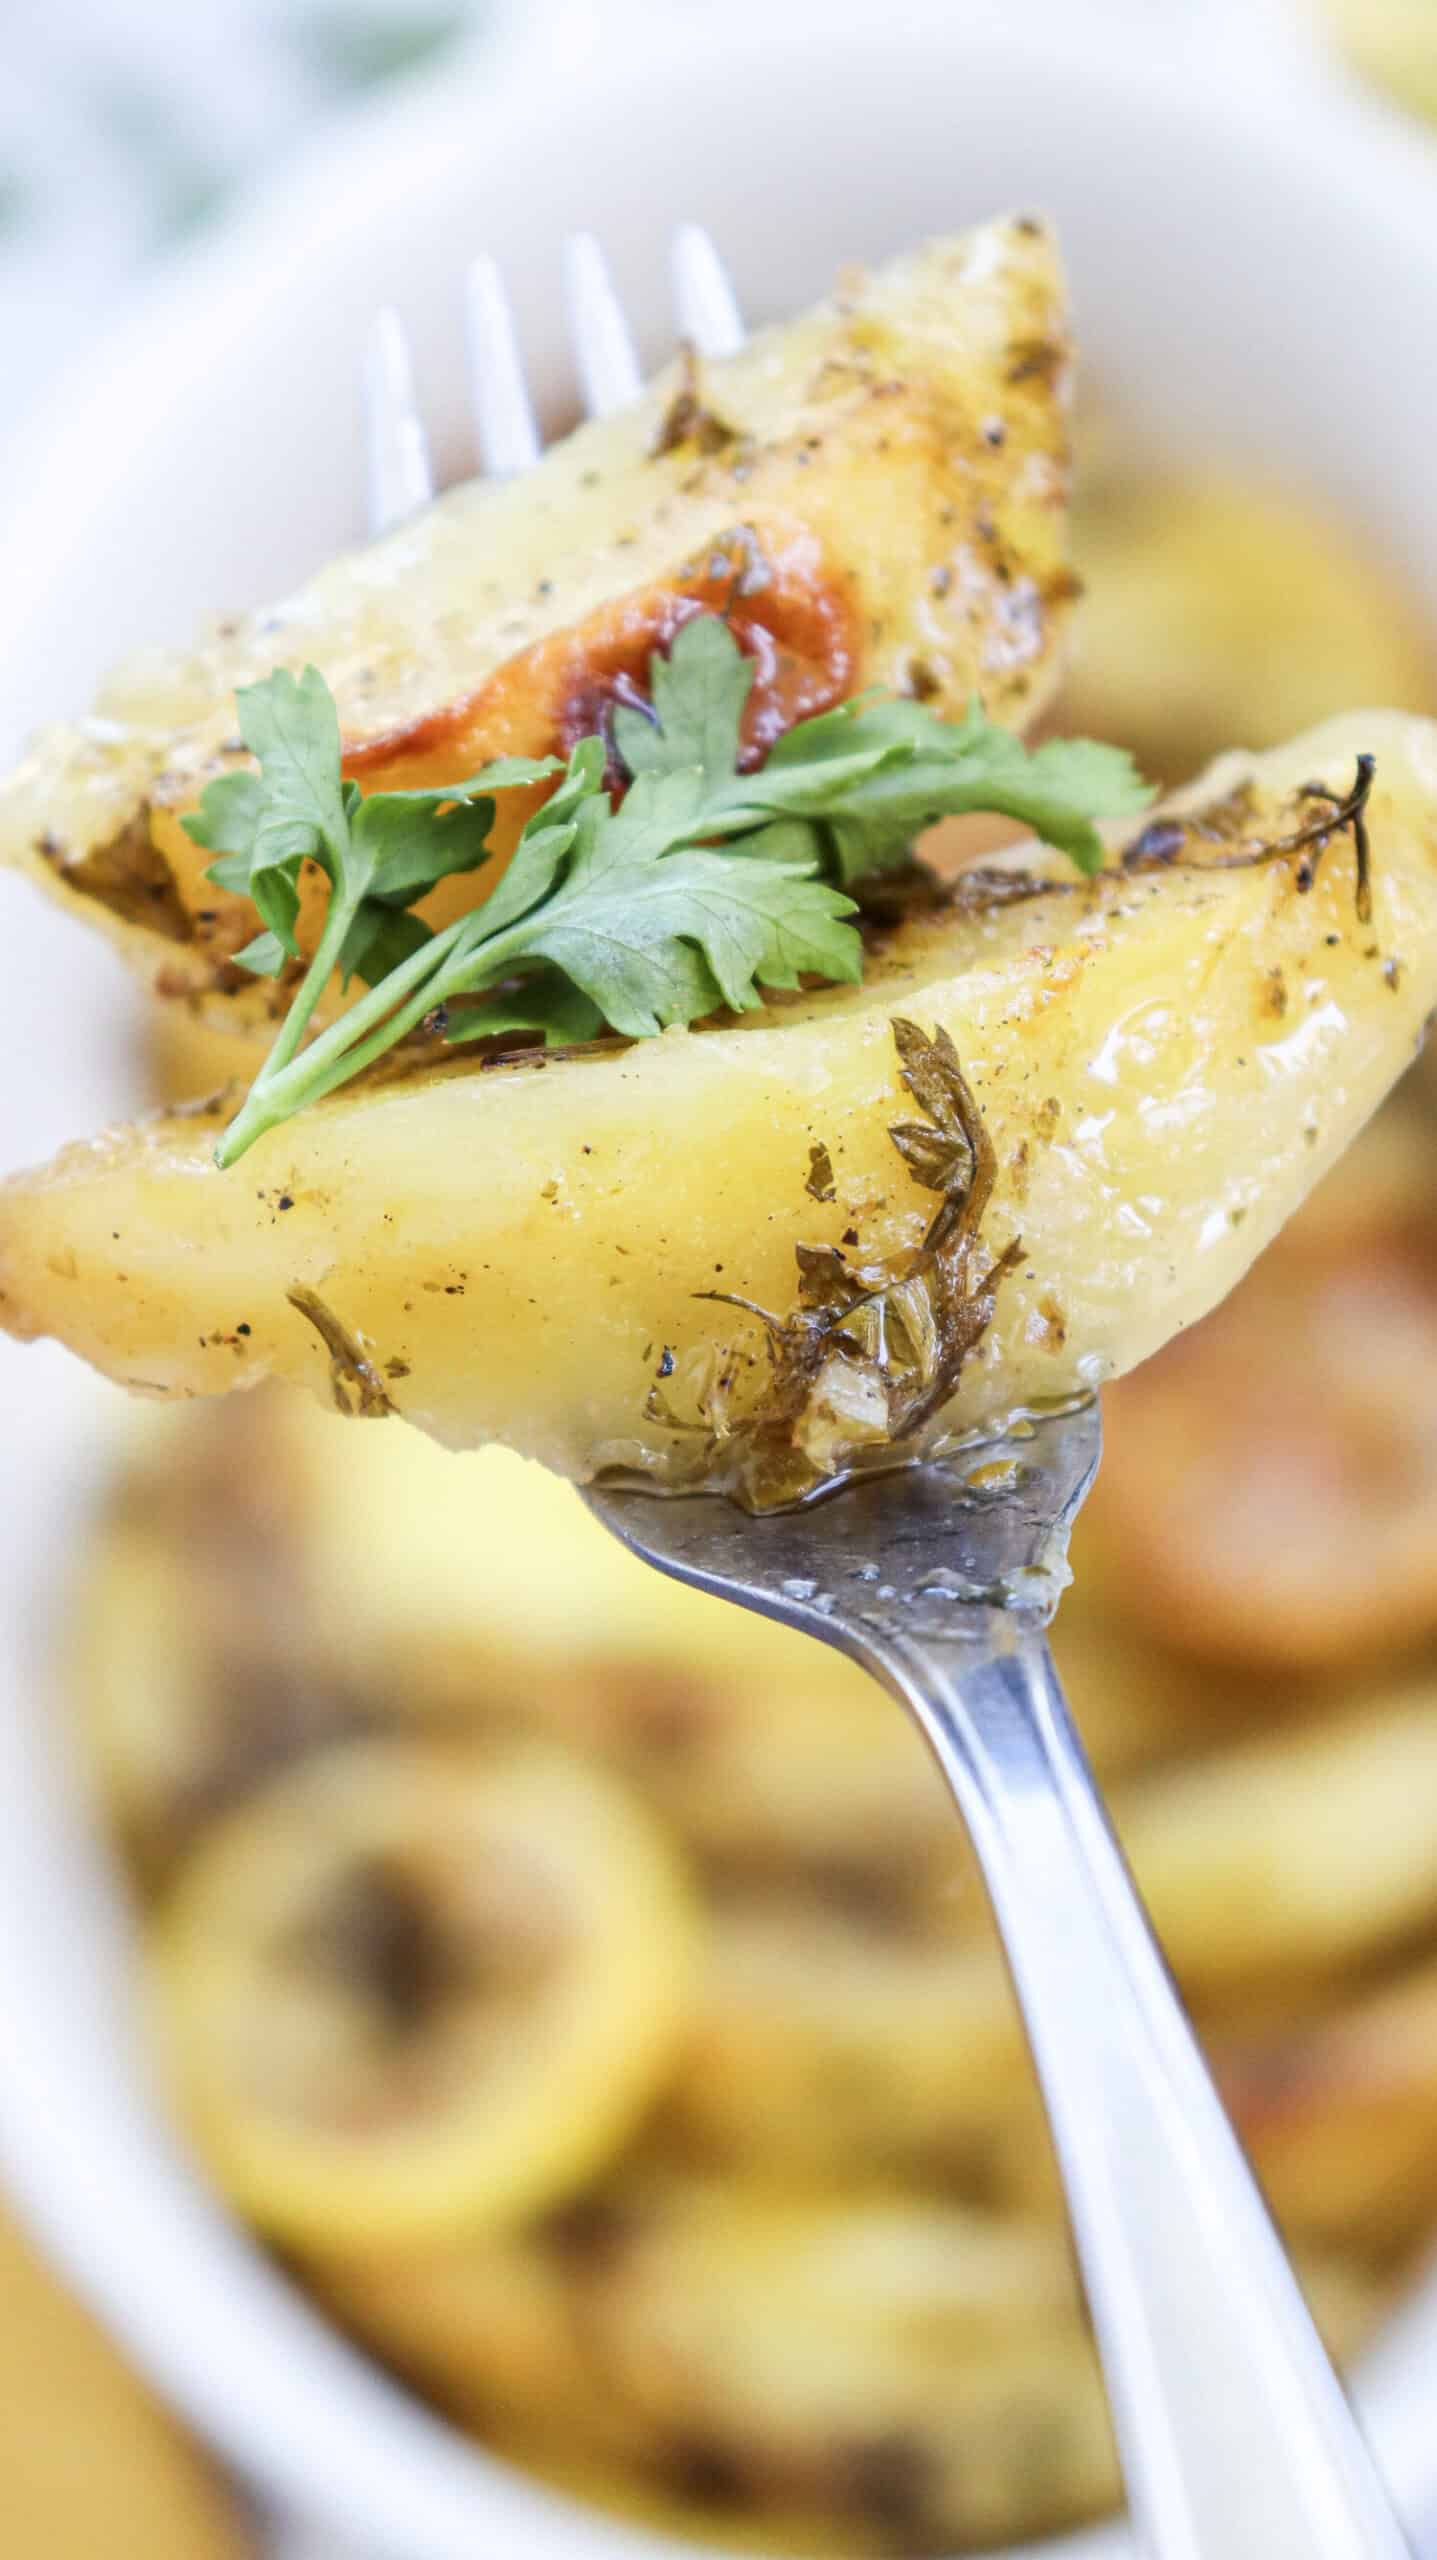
<box><xmin>869</xmin><ymin>1625</ymin><xmax>1412</xmax><ymax>2560</ymax></box>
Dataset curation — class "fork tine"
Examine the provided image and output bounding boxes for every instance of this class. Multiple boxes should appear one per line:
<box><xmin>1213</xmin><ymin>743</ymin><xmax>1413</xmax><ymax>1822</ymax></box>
<box><xmin>562</xmin><ymin>230</ymin><xmax>642</xmax><ymax>418</ymax></box>
<box><xmin>670</xmin><ymin>224</ymin><xmax>746</xmax><ymax>357</ymax></box>
<box><xmin>464</xmin><ymin>253</ymin><xmax>542</xmax><ymax>477</ymax></box>
<box><xmin>362</xmin><ymin>305</ymin><xmax>435</xmax><ymax>536</ymax></box>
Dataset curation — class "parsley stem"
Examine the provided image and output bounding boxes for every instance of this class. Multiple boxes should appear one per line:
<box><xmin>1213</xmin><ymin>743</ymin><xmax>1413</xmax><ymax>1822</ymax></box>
<box><xmin>252</xmin><ymin>916</ymin><xmax>535</xmax><ymax>1122</ymax></box>
<box><xmin>215</xmin><ymin>907</ymin><xmax>475</xmax><ymax>1166</ymax></box>
<box><xmin>280</xmin><ymin>956</ymin><xmax>468</xmax><ymax>1113</ymax></box>
<box><xmin>265</xmin><ymin>889</ymin><xmax>362</xmax><ymax>1080</ymax></box>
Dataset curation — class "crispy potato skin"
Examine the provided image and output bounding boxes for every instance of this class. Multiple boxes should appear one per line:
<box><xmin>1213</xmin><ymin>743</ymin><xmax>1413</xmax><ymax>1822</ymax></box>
<box><xmin>0</xmin><ymin>221</ymin><xmax>1074</xmax><ymax>1025</ymax></box>
<box><xmin>4</xmin><ymin>713</ymin><xmax>1436</xmax><ymax>1481</ymax></box>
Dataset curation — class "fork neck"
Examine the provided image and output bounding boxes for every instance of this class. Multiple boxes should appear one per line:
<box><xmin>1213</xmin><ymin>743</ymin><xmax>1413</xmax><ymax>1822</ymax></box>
<box><xmin>860</xmin><ymin>1623</ymin><xmax>1412</xmax><ymax>2560</ymax></box>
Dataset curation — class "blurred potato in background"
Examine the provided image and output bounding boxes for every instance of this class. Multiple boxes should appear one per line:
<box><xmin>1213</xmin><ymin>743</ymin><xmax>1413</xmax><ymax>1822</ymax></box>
<box><xmin>1059</xmin><ymin>420</ymin><xmax>1435</xmax><ymax>783</ymax></box>
<box><xmin>1074</xmin><ymin>1103</ymin><xmax>1437</xmax><ymax>1674</ymax></box>
<box><xmin>1323</xmin><ymin>0</ymin><xmax>1437</xmax><ymax>130</ymax></box>
<box><xmin>58</xmin><ymin>407</ymin><xmax>1437</xmax><ymax>2555</ymax></box>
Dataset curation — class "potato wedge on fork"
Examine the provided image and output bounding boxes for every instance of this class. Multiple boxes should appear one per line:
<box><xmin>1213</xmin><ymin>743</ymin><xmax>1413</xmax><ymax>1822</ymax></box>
<box><xmin>2</xmin><ymin>216</ymin><xmax>1434</xmax><ymax>1499</ymax></box>
<box><xmin>2</xmin><ymin>711</ymin><xmax>1434</xmax><ymax>1491</ymax></box>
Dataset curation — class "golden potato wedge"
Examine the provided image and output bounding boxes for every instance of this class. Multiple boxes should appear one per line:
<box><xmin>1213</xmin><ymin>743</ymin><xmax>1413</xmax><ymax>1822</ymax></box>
<box><xmin>1225</xmin><ymin>1951</ymin><xmax>1437</xmax><ymax>2254</ymax></box>
<box><xmin>471</xmin><ymin>2440</ymin><xmax>893</xmax><ymax>2560</ymax></box>
<box><xmin>309</xmin><ymin>2196</ymin><xmax>1384</xmax><ymax>2556</ymax></box>
<box><xmin>294</xmin><ymin>1399</ymin><xmax>957</xmax><ymax>1894</ymax></box>
<box><xmin>4</xmin><ymin>712</ymin><xmax>1435</xmax><ymax>1490</ymax></box>
<box><xmin>1077</xmin><ymin>1099</ymin><xmax>1437</xmax><ymax>1675</ymax></box>
<box><xmin>76</xmin><ymin>1392</ymin><xmax>958</xmax><ymax>1901</ymax></box>
<box><xmin>147</xmin><ymin>1736</ymin><xmax>698</xmax><ymax>2248</ymax></box>
<box><xmin>68</xmin><ymin>1389</ymin><xmax>386</xmax><ymax>1880</ymax></box>
<box><xmin>1293</xmin><ymin>2249</ymin><xmax>1405</xmax><ymax>2369</ymax></box>
<box><xmin>1048</xmin><ymin>1573</ymin><xmax>1270</xmax><ymax>1781</ymax></box>
<box><xmin>1122</xmin><ymin>1678</ymin><xmax>1437</xmax><ymax>1992</ymax></box>
<box><xmin>559</xmin><ymin>2179</ymin><xmax>1119</xmax><ymax>2547</ymax></box>
<box><xmin>1322</xmin><ymin>0</ymin><xmax>1437</xmax><ymax>128</ymax></box>
<box><xmin>307</xmin><ymin>2207</ymin><xmax>636</xmax><ymax>2458</ymax></box>
<box><xmin>488</xmin><ymin>2264</ymin><xmax>1389</xmax><ymax>2553</ymax></box>
<box><xmin>146</xmin><ymin>1001</ymin><xmax>267</xmax><ymax>1105</ymax></box>
<box><xmin>670</xmin><ymin>1888</ymin><xmax>1037</xmax><ymax>2184</ymax></box>
<box><xmin>1062</xmin><ymin>429</ymin><xmax>1435</xmax><ymax>784</ymax></box>
<box><xmin>318</xmin><ymin>2179</ymin><xmax>1116</xmax><ymax>2550</ymax></box>
<box><xmin>1</xmin><ymin>221</ymin><xmax>1074</xmax><ymax>1028</ymax></box>
<box><xmin>671</xmin><ymin>1674</ymin><xmax>1437</xmax><ymax>2179</ymax></box>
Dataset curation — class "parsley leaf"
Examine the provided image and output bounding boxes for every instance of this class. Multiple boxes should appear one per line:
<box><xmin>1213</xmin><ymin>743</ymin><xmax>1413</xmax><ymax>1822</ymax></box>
<box><xmin>611</xmin><ymin>610</ymin><xmax>754</xmax><ymax>778</ymax></box>
<box><xmin>718</xmin><ymin>692</ymin><xmax>1149</xmax><ymax>880</ymax></box>
<box><xmin>234</xmin><ymin>663</ymin><xmax>351</xmax><ymax>874</ymax></box>
<box><xmin>183</xmin><ymin>666</ymin><xmax>561</xmax><ymax>1080</ymax></box>
<box><xmin>481</xmin><ymin>813</ymin><xmax>858</xmax><ymax>1035</ymax></box>
<box><xmin>448</xmin><ymin>967</ymin><xmax>607</xmax><ymax>1050</ymax></box>
<box><xmin>206</xmin><ymin>617</ymin><xmax>1149</xmax><ymax>1167</ymax></box>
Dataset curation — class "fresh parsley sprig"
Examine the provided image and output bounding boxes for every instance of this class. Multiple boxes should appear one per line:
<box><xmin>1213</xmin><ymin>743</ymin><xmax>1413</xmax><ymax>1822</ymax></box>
<box><xmin>185</xmin><ymin>616</ymin><xmax>1149</xmax><ymax>1167</ymax></box>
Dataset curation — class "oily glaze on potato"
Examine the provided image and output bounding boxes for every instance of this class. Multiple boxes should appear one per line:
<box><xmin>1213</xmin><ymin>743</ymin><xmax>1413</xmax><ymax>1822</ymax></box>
<box><xmin>3</xmin><ymin>712</ymin><xmax>1436</xmax><ymax>1486</ymax></box>
<box><xmin>0</xmin><ymin>220</ymin><xmax>1075</xmax><ymax>1030</ymax></box>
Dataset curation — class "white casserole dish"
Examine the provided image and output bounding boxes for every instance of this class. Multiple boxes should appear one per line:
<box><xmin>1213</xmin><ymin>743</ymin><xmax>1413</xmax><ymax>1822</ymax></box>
<box><xmin>1</xmin><ymin>4</ymin><xmax>1435</xmax><ymax>2552</ymax></box>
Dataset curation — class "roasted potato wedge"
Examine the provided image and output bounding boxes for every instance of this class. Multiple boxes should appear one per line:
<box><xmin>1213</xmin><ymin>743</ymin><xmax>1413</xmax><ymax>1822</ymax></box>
<box><xmin>317</xmin><ymin>2180</ymin><xmax>1118</xmax><ymax>2551</ymax></box>
<box><xmin>148</xmin><ymin>1736</ymin><xmax>698</xmax><ymax>2248</ymax></box>
<box><xmin>671</xmin><ymin>1889</ymin><xmax>1036</xmax><ymax>2184</ymax></box>
<box><xmin>301</xmin><ymin>2199</ymin><xmax>1403</xmax><ymax>2560</ymax></box>
<box><xmin>4</xmin><ymin>712</ymin><xmax>1435</xmax><ymax>1487</ymax></box>
<box><xmin>1048</xmin><ymin>1574</ymin><xmax>1267</xmax><ymax>1781</ymax></box>
<box><xmin>76</xmin><ymin>1392</ymin><xmax>957</xmax><ymax>1897</ymax></box>
<box><xmin>671</xmin><ymin>1674</ymin><xmax>1437</xmax><ymax>2180</ymax></box>
<box><xmin>0</xmin><ymin>221</ymin><xmax>1074</xmax><ymax>1028</ymax></box>
<box><xmin>1078</xmin><ymin>1100</ymin><xmax>1437</xmax><ymax>1675</ymax></box>
<box><xmin>469</xmin><ymin>2444</ymin><xmax>891</xmax><ymax>2560</ymax></box>
<box><xmin>1123</xmin><ymin>1678</ymin><xmax>1437</xmax><ymax>1991</ymax></box>
<box><xmin>1062</xmin><ymin>434</ymin><xmax>1435</xmax><ymax>784</ymax></box>
<box><xmin>310</xmin><ymin>2178</ymin><xmax>1385</xmax><ymax>2559</ymax></box>
<box><xmin>68</xmin><ymin>1389</ymin><xmax>380</xmax><ymax>1879</ymax></box>
<box><xmin>146</xmin><ymin>1002</ymin><xmax>267</xmax><ymax>1105</ymax></box>
<box><xmin>1322</xmin><ymin>0</ymin><xmax>1437</xmax><ymax>128</ymax></box>
<box><xmin>1227</xmin><ymin>1952</ymin><xmax>1437</xmax><ymax>2254</ymax></box>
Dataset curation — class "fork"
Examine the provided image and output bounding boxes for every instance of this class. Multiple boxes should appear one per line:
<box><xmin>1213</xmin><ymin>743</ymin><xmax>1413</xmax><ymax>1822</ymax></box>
<box><xmin>364</xmin><ymin>229</ymin><xmax>1415</xmax><ymax>2560</ymax></box>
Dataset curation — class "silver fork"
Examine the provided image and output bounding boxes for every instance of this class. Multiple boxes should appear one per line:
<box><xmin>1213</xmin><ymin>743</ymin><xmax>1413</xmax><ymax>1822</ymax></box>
<box><xmin>364</xmin><ymin>230</ymin><xmax>1415</xmax><ymax>2560</ymax></box>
